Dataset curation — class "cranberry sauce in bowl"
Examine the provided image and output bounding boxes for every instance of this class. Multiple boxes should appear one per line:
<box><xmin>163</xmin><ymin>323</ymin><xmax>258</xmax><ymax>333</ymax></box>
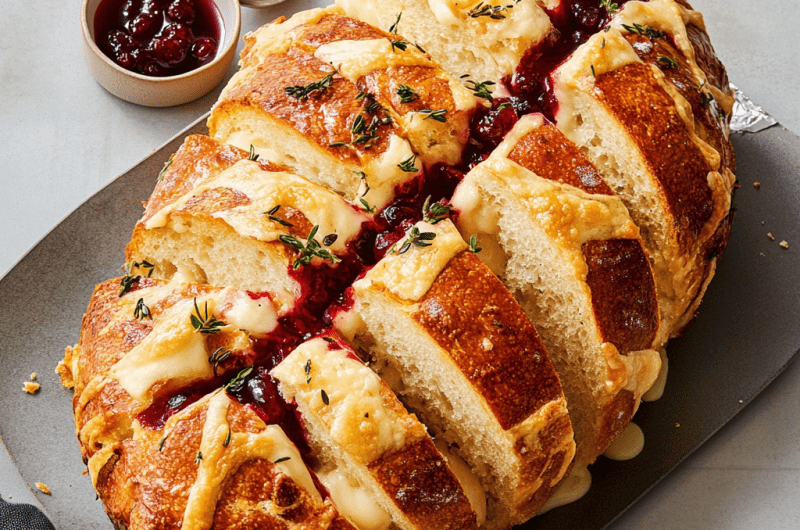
<box><xmin>94</xmin><ymin>0</ymin><xmax>223</xmax><ymax>77</ymax></box>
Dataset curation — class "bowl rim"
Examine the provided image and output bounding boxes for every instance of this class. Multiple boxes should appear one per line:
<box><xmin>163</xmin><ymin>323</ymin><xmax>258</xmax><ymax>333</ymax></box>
<box><xmin>81</xmin><ymin>0</ymin><xmax>242</xmax><ymax>82</ymax></box>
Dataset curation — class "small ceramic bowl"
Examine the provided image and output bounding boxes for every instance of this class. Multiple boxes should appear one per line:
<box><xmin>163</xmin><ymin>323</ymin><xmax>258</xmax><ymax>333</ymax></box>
<box><xmin>81</xmin><ymin>0</ymin><xmax>243</xmax><ymax>107</ymax></box>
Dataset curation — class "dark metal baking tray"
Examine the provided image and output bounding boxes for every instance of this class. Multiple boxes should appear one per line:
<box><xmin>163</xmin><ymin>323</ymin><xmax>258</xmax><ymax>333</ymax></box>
<box><xmin>1</xmin><ymin>114</ymin><xmax>798</xmax><ymax>529</ymax></box>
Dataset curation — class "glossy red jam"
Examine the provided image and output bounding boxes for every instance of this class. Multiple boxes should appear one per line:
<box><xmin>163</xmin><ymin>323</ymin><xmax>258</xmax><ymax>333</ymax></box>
<box><xmin>94</xmin><ymin>0</ymin><xmax>223</xmax><ymax>77</ymax></box>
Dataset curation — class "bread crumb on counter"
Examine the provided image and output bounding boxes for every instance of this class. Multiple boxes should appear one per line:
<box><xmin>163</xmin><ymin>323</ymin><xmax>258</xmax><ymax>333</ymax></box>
<box><xmin>767</xmin><ymin>232</ymin><xmax>775</xmax><ymax>240</ymax></box>
<box><xmin>753</xmin><ymin>182</ymin><xmax>760</xmax><ymax>188</ymax></box>
<box><xmin>35</xmin><ymin>482</ymin><xmax>51</xmax><ymax>495</ymax></box>
<box><xmin>780</xmin><ymin>241</ymin><xmax>789</xmax><ymax>249</ymax></box>
<box><xmin>23</xmin><ymin>381</ymin><xmax>41</xmax><ymax>394</ymax></box>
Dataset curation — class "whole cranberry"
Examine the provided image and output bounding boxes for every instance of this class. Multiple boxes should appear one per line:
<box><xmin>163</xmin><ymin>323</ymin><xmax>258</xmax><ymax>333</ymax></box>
<box><xmin>191</xmin><ymin>36</ymin><xmax>216</xmax><ymax>60</ymax></box>
<box><xmin>115</xmin><ymin>52</ymin><xmax>135</xmax><ymax>70</ymax></box>
<box><xmin>107</xmin><ymin>29</ymin><xmax>135</xmax><ymax>53</ymax></box>
<box><xmin>162</xmin><ymin>23</ymin><xmax>194</xmax><ymax>45</ymax></box>
<box><xmin>141</xmin><ymin>60</ymin><xmax>166</xmax><ymax>76</ymax></box>
<box><xmin>121</xmin><ymin>0</ymin><xmax>140</xmax><ymax>20</ymax></box>
<box><xmin>149</xmin><ymin>36</ymin><xmax>189</xmax><ymax>66</ymax></box>
<box><xmin>129</xmin><ymin>13</ymin><xmax>158</xmax><ymax>39</ymax></box>
<box><xmin>167</xmin><ymin>0</ymin><xmax>195</xmax><ymax>25</ymax></box>
<box><xmin>571</xmin><ymin>1</ymin><xmax>603</xmax><ymax>30</ymax></box>
<box><xmin>141</xmin><ymin>0</ymin><xmax>161</xmax><ymax>14</ymax></box>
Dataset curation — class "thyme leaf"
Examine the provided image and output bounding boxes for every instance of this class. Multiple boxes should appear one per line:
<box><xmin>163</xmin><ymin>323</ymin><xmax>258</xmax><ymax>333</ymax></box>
<box><xmin>223</xmin><ymin>428</ymin><xmax>231</xmax><ymax>447</ymax></box>
<box><xmin>321</xmin><ymin>389</ymin><xmax>330</xmax><ymax>406</ymax></box>
<box><xmin>119</xmin><ymin>275</ymin><xmax>139</xmax><ymax>297</ymax></box>
<box><xmin>393</xmin><ymin>226</ymin><xmax>437</xmax><ymax>255</ymax></box>
<box><xmin>389</xmin><ymin>12</ymin><xmax>402</xmax><ymax>35</ymax></box>
<box><xmin>397</xmin><ymin>155</ymin><xmax>418</xmax><ymax>173</ymax></box>
<box><xmin>621</xmin><ymin>23</ymin><xmax>666</xmax><ymax>41</ymax></box>
<box><xmin>265</xmin><ymin>205</ymin><xmax>294</xmax><ymax>227</ymax></box>
<box><xmin>274</xmin><ymin>456</ymin><xmax>291</xmax><ymax>464</ymax></box>
<box><xmin>657</xmin><ymin>55</ymin><xmax>678</xmax><ymax>69</ymax></box>
<box><xmin>224</xmin><ymin>366</ymin><xmax>254</xmax><ymax>394</ymax></box>
<box><xmin>468</xmin><ymin>2</ymin><xmax>514</xmax><ymax>19</ymax></box>
<box><xmin>305</xmin><ymin>359</ymin><xmax>312</xmax><ymax>384</ymax></box>
<box><xmin>418</xmin><ymin>108</ymin><xmax>448</xmax><ymax>122</ymax></box>
<box><xmin>134</xmin><ymin>298</ymin><xmax>152</xmax><ymax>320</ymax></box>
<box><xmin>132</xmin><ymin>260</ymin><xmax>155</xmax><ymax>277</ymax></box>
<box><xmin>248</xmin><ymin>144</ymin><xmax>259</xmax><ymax>161</ymax></box>
<box><xmin>397</xmin><ymin>84</ymin><xmax>419</xmax><ymax>103</ymax></box>
<box><xmin>191</xmin><ymin>298</ymin><xmax>226</xmax><ymax>334</ymax></box>
<box><xmin>600</xmin><ymin>0</ymin><xmax>619</xmax><ymax>15</ymax></box>
<box><xmin>284</xmin><ymin>73</ymin><xmax>335</xmax><ymax>100</ymax></box>
<box><xmin>209</xmin><ymin>348</ymin><xmax>232</xmax><ymax>377</ymax></box>
<box><xmin>422</xmin><ymin>196</ymin><xmax>453</xmax><ymax>225</ymax></box>
<box><xmin>468</xmin><ymin>235</ymin><xmax>482</xmax><ymax>253</ymax></box>
<box><xmin>465</xmin><ymin>79</ymin><xmax>495</xmax><ymax>103</ymax></box>
<box><xmin>279</xmin><ymin>226</ymin><xmax>342</xmax><ymax>269</ymax></box>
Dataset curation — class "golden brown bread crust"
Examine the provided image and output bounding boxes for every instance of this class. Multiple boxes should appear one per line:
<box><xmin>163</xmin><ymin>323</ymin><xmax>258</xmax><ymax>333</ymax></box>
<box><xmin>64</xmin><ymin>278</ymin><xmax>355</xmax><ymax>530</ymax></box>
<box><xmin>507</xmin><ymin>121</ymin><xmax>613</xmax><ymax>196</ymax></box>
<box><xmin>216</xmin><ymin>47</ymin><xmax>382</xmax><ymax>163</ymax></box>
<box><xmin>144</xmin><ymin>135</ymin><xmax>286</xmax><ymax>225</ymax></box>
<box><xmin>583</xmin><ymin>238</ymin><xmax>660</xmax><ymax>353</ymax></box>
<box><xmin>595</xmin><ymin>61</ymin><xmax>714</xmax><ymax>249</ymax></box>
<box><xmin>368</xmin><ymin>438</ymin><xmax>477</xmax><ymax>530</ymax></box>
<box><xmin>413</xmin><ymin>250</ymin><xmax>563</xmax><ymax>431</ymax></box>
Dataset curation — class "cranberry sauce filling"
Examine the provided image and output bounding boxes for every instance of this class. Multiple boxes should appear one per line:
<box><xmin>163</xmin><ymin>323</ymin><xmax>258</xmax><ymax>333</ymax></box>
<box><xmin>95</xmin><ymin>0</ymin><xmax>223</xmax><ymax>77</ymax></box>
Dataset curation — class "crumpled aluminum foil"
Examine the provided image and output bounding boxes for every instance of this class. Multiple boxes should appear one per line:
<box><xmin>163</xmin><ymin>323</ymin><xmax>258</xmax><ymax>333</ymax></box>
<box><xmin>730</xmin><ymin>83</ymin><xmax>777</xmax><ymax>133</ymax></box>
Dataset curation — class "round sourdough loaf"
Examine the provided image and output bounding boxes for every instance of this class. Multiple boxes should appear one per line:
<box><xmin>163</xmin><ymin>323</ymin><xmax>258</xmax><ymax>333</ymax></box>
<box><xmin>61</xmin><ymin>1</ymin><xmax>735</xmax><ymax>529</ymax></box>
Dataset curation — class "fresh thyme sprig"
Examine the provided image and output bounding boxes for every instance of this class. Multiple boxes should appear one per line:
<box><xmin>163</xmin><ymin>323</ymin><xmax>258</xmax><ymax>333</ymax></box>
<box><xmin>305</xmin><ymin>359</ymin><xmax>312</xmax><ymax>384</ymax></box>
<box><xmin>422</xmin><ymin>196</ymin><xmax>453</xmax><ymax>224</ymax></box>
<box><xmin>265</xmin><ymin>205</ymin><xmax>294</xmax><ymax>227</ymax></box>
<box><xmin>284</xmin><ymin>73</ymin><xmax>334</xmax><ymax>100</ymax></box>
<box><xmin>279</xmin><ymin>226</ymin><xmax>342</xmax><ymax>269</ymax></box>
<box><xmin>468</xmin><ymin>2</ymin><xmax>515</xmax><ymax>19</ymax></box>
<box><xmin>191</xmin><ymin>298</ymin><xmax>226</xmax><ymax>334</ymax></box>
<box><xmin>392</xmin><ymin>226</ymin><xmax>437</xmax><ymax>255</ymax></box>
<box><xmin>248</xmin><ymin>144</ymin><xmax>259</xmax><ymax>161</ymax></box>
<box><xmin>465</xmin><ymin>80</ymin><xmax>495</xmax><ymax>103</ymax></box>
<box><xmin>600</xmin><ymin>0</ymin><xmax>619</xmax><ymax>15</ymax></box>
<box><xmin>621</xmin><ymin>23</ymin><xmax>666</xmax><ymax>41</ymax></box>
<box><xmin>397</xmin><ymin>84</ymin><xmax>419</xmax><ymax>103</ymax></box>
<box><xmin>131</xmin><ymin>259</ymin><xmax>155</xmax><ymax>277</ymax></box>
<box><xmin>158</xmin><ymin>157</ymin><xmax>173</xmax><ymax>182</ymax></box>
<box><xmin>119</xmin><ymin>275</ymin><xmax>139</xmax><ymax>297</ymax></box>
<box><xmin>209</xmin><ymin>348</ymin><xmax>232</xmax><ymax>377</ymax></box>
<box><xmin>419</xmin><ymin>108</ymin><xmax>448</xmax><ymax>122</ymax></box>
<box><xmin>657</xmin><ymin>55</ymin><xmax>678</xmax><ymax>69</ymax></box>
<box><xmin>224</xmin><ymin>366</ymin><xmax>254</xmax><ymax>393</ymax></box>
<box><xmin>397</xmin><ymin>155</ymin><xmax>418</xmax><ymax>173</ymax></box>
<box><xmin>389</xmin><ymin>12</ymin><xmax>402</xmax><ymax>34</ymax></box>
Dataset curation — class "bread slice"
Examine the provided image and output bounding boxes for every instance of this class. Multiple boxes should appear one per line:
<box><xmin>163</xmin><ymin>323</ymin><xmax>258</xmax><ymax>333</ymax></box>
<box><xmin>552</xmin><ymin>9</ymin><xmax>736</xmax><ymax>342</ymax></box>
<box><xmin>208</xmin><ymin>7</ymin><xmax>479</xmax><ymax>210</ymax></box>
<box><xmin>59</xmin><ymin>278</ymin><xmax>354</xmax><ymax>530</ymax></box>
<box><xmin>125</xmin><ymin>134</ymin><xmax>367</xmax><ymax>310</ymax></box>
<box><xmin>272</xmin><ymin>336</ymin><xmax>481</xmax><ymax>530</ymax></box>
<box><xmin>451</xmin><ymin>114</ymin><xmax>661</xmax><ymax>469</ymax></box>
<box><xmin>335</xmin><ymin>219</ymin><xmax>575</xmax><ymax>528</ymax></box>
<box><xmin>336</xmin><ymin>0</ymin><xmax>554</xmax><ymax>84</ymax></box>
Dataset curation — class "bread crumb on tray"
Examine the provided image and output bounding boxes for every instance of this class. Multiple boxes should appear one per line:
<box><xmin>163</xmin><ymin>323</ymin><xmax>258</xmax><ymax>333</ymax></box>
<box><xmin>35</xmin><ymin>482</ymin><xmax>51</xmax><ymax>495</ymax></box>
<box><xmin>23</xmin><ymin>381</ymin><xmax>41</xmax><ymax>394</ymax></box>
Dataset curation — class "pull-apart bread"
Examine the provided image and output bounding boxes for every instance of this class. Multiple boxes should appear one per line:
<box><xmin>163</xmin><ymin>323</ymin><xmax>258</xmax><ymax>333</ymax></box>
<box><xmin>452</xmin><ymin>114</ymin><xmax>661</xmax><ymax>469</ymax></box>
<box><xmin>63</xmin><ymin>0</ymin><xmax>737</xmax><ymax>528</ymax></box>
<box><xmin>336</xmin><ymin>219</ymin><xmax>574</xmax><ymax>528</ymax></box>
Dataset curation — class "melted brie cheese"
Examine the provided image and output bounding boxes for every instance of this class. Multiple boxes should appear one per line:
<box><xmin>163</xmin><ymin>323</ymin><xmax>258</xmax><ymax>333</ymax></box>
<box><xmin>317</xmin><ymin>469</ymin><xmax>392</xmax><ymax>530</ymax></box>
<box><xmin>145</xmin><ymin>160</ymin><xmax>364</xmax><ymax>254</ymax></box>
<box><xmin>272</xmin><ymin>338</ymin><xmax>423</xmax><ymax>464</ymax></box>
<box><xmin>434</xmin><ymin>439</ymin><xmax>487</xmax><ymax>526</ymax></box>
<box><xmin>603</xmin><ymin>422</ymin><xmax>645</xmax><ymax>461</ymax></box>
<box><xmin>109</xmin><ymin>296</ymin><xmax>215</xmax><ymax>404</ymax></box>
<box><xmin>314</xmin><ymin>39</ymin><xmax>434</xmax><ymax>85</ymax></box>
<box><xmin>357</xmin><ymin>220</ymin><xmax>468</xmax><ymax>302</ymax></box>
<box><xmin>182</xmin><ymin>392</ymin><xmax>322</xmax><ymax>530</ymax></box>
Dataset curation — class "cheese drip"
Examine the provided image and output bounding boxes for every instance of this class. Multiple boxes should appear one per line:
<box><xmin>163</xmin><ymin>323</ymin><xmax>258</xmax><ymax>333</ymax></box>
<box><xmin>182</xmin><ymin>391</ymin><xmax>321</xmax><ymax>530</ymax></box>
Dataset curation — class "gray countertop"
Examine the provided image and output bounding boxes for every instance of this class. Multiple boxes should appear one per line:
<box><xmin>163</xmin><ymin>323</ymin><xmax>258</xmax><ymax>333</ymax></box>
<box><xmin>1</xmin><ymin>1</ymin><xmax>799</xmax><ymax>528</ymax></box>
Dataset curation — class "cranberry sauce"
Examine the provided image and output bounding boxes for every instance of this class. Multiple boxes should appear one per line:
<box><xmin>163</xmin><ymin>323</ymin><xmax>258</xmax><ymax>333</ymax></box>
<box><xmin>95</xmin><ymin>0</ymin><xmax>223</xmax><ymax>76</ymax></box>
<box><xmin>506</xmin><ymin>0</ymin><xmax>636</xmax><ymax>121</ymax></box>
